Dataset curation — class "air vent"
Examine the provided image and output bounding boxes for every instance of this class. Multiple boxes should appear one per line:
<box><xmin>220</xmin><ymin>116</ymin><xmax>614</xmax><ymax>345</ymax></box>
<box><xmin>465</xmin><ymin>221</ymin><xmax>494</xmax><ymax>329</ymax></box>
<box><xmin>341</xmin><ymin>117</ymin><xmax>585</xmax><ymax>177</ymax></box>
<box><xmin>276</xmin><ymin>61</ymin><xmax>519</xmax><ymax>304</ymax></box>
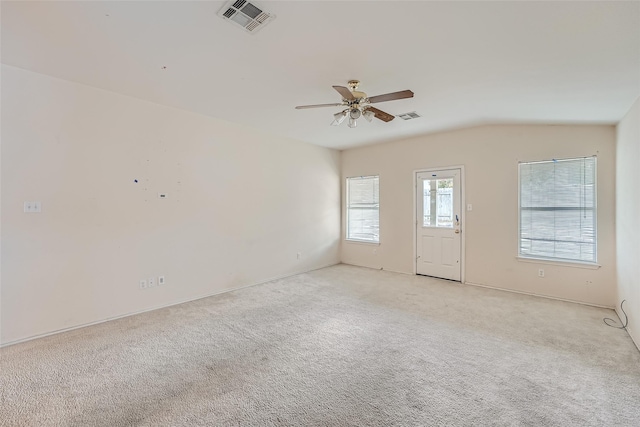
<box><xmin>397</xmin><ymin>111</ymin><xmax>422</xmax><ymax>120</ymax></box>
<box><xmin>218</xmin><ymin>0</ymin><xmax>275</xmax><ymax>34</ymax></box>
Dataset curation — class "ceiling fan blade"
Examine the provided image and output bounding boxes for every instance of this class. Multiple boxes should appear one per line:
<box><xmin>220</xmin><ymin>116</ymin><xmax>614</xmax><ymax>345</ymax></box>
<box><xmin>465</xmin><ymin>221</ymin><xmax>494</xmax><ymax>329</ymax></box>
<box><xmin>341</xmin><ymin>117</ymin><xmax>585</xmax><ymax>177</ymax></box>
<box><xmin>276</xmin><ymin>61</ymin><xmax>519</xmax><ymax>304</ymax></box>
<box><xmin>367</xmin><ymin>106</ymin><xmax>395</xmax><ymax>122</ymax></box>
<box><xmin>295</xmin><ymin>103</ymin><xmax>344</xmax><ymax>109</ymax></box>
<box><xmin>333</xmin><ymin>85</ymin><xmax>355</xmax><ymax>100</ymax></box>
<box><xmin>368</xmin><ymin>90</ymin><xmax>414</xmax><ymax>104</ymax></box>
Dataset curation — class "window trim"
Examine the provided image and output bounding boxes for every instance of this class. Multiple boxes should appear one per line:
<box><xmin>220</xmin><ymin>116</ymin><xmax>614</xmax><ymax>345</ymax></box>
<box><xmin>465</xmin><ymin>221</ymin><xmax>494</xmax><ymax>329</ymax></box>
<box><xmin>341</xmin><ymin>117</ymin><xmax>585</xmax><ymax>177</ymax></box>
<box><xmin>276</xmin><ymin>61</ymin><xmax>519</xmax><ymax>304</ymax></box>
<box><xmin>345</xmin><ymin>175</ymin><xmax>380</xmax><ymax>243</ymax></box>
<box><xmin>516</xmin><ymin>255</ymin><xmax>600</xmax><ymax>269</ymax></box>
<box><xmin>517</xmin><ymin>156</ymin><xmax>598</xmax><ymax>265</ymax></box>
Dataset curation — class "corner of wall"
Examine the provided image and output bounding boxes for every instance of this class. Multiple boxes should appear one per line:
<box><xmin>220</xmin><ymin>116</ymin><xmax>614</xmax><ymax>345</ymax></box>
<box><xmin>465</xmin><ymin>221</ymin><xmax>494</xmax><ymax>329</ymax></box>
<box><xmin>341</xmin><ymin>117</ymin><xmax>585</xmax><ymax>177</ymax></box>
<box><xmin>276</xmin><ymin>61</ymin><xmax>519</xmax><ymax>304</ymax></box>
<box><xmin>615</xmin><ymin>95</ymin><xmax>640</xmax><ymax>351</ymax></box>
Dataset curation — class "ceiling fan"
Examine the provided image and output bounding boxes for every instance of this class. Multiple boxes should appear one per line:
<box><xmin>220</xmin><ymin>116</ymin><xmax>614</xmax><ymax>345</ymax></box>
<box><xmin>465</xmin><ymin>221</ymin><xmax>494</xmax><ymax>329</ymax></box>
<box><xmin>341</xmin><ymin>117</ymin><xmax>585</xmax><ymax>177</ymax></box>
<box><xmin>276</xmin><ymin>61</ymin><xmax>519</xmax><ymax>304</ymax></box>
<box><xmin>295</xmin><ymin>80</ymin><xmax>414</xmax><ymax>128</ymax></box>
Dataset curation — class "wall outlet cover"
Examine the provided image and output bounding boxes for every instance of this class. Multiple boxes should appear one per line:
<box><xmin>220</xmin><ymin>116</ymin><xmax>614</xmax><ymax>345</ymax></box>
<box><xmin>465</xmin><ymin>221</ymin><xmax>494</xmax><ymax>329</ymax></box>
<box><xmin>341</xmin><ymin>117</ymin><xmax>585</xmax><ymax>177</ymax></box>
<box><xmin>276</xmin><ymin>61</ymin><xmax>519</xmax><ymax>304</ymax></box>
<box><xmin>24</xmin><ymin>201</ymin><xmax>42</xmax><ymax>213</ymax></box>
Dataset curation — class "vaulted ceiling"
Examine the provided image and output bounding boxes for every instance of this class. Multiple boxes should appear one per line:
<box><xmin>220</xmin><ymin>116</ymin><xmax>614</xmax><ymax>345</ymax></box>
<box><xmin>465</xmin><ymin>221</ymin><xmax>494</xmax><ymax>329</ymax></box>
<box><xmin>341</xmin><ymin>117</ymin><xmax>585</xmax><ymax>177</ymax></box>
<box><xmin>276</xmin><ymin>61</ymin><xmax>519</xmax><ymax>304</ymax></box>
<box><xmin>2</xmin><ymin>1</ymin><xmax>639</xmax><ymax>149</ymax></box>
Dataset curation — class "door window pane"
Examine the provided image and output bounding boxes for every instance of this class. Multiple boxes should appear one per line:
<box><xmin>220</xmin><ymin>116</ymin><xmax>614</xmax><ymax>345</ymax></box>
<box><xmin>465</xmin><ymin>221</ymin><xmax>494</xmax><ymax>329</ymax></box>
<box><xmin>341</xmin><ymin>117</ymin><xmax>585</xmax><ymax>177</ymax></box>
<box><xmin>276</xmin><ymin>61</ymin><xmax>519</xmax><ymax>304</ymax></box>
<box><xmin>423</xmin><ymin>180</ymin><xmax>432</xmax><ymax>226</ymax></box>
<box><xmin>422</xmin><ymin>178</ymin><xmax>453</xmax><ymax>228</ymax></box>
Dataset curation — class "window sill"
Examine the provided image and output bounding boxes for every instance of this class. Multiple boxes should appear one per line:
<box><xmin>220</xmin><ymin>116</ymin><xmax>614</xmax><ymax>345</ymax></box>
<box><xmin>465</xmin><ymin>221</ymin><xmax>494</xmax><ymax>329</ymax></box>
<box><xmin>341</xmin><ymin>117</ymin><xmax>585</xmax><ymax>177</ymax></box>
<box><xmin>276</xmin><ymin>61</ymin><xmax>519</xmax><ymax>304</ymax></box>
<box><xmin>345</xmin><ymin>239</ymin><xmax>380</xmax><ymax>246</ymax></box>
<box><xmin>516</xmin><ymin>256</ymin><xmax>600</xmax><ymax>270</ymax></box>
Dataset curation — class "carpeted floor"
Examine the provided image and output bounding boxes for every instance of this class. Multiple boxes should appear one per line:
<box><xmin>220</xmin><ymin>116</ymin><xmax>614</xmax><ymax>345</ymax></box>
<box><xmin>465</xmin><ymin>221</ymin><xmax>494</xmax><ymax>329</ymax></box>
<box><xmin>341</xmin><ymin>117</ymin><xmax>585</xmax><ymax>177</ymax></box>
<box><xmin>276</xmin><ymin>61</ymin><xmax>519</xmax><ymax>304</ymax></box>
<box><xmin>1</xmin><ymin>264</ymin><xmax>639</xmax><ymax>426</ymax></box>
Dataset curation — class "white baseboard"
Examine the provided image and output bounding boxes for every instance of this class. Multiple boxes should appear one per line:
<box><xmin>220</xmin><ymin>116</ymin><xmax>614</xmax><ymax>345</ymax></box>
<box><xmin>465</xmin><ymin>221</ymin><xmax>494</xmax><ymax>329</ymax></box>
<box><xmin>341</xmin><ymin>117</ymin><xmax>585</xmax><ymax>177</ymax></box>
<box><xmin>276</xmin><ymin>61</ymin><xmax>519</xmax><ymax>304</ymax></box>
<box><xmin>342</xmin><ymin>263</ymin><xmax>614</xmax><ymax>308</ymax></box>
<box><xmin>340</xmin><ymin>261</ymin><xmax>413</xmax><ymax>276</ymax></box>
<box><xmin>380</xmin><ymin>267</ymin><xmax>413</xmax><ymax>275</ymax></box>
<box><xmin>615</xmin><ymin>307</ymin><xmax>639</xmax><ymax>352</ymax></box>
<box><xmin>464</xmin><ymin>280</ymin><xmax>614</xmax><ymax>309</ymax></box>
<box><xmin>0</xmin><ymin>262</ymin><xmax>339</xmax><ymax>349</ymax></box>
<box><xmin>627</xmin><ymin>327</ymin><xmax>640</xmax><ymax>352</ymax></box>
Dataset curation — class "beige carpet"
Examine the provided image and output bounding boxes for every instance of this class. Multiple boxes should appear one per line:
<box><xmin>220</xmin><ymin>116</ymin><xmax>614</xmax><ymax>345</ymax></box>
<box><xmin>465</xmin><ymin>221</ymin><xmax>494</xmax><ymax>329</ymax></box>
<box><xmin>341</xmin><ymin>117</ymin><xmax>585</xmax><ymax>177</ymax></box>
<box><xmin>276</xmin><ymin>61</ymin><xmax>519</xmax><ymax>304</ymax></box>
<box><xmin>1</xmin><ymin>264</ymin><xmax>639</xmax><ymax>426</ymax></box>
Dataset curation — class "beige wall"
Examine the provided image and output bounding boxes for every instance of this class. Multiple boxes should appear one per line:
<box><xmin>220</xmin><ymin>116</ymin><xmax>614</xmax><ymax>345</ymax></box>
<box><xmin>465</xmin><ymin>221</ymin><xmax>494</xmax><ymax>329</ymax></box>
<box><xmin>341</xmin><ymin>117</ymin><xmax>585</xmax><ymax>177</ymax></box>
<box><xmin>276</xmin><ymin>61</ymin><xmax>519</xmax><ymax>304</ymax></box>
<box><xmin>0</xmin><ymin>63</ymin><xmax>629</xmax><ymax>346</ymax></box>
<box><xmin>616</xmin><ymin>97</ymin><xmax>640</xmax><ymax>347</ymax></box>
<box><xmin>0</xmin><ymin>65</ymin><xmax>341</xmax><ymax>345</ymax></box>
<box><xmin>341</xmin><ymin>124</ymin><xmax>616</xmax><ymax>307</ymax></box>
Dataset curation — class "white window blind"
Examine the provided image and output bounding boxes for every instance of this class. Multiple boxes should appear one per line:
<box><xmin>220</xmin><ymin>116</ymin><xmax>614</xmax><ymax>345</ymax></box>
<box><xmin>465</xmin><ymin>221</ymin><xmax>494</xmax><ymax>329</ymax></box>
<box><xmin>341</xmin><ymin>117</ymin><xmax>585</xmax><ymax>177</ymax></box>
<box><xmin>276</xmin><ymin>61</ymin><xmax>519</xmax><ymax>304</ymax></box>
<box><xmin>347</xmin><ymin>176</ymin><xmax>379</xmax><ymax>242</ymax></box>
<box><xmin>519</xmin><ymin>157</ymin><xmax>596</xmax><ymax>263</ymax></box>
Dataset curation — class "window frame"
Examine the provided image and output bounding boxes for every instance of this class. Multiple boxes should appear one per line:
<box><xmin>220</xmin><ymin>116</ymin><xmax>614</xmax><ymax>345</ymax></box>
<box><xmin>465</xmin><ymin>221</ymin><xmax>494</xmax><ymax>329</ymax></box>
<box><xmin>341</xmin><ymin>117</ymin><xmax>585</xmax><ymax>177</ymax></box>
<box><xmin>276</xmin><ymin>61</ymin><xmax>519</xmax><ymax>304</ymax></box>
<box><xmin>517</xmin><ymin>156</ymin><xmax>598</xmax><ymax>266</ymax></box>
<box><xmin>345</xmin><ymin>175</ymin><xmax>380</xmax><ymax>244</ymax></box>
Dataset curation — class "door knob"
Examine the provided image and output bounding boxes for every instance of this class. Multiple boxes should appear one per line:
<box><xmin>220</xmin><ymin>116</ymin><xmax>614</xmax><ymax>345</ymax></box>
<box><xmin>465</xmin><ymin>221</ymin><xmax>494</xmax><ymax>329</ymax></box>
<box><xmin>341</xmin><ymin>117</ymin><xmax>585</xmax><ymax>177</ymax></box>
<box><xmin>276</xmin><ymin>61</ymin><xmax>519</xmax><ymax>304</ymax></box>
<box><xmin>455</xmin><ymin>229</ymin><xmax>460</xmax><ymax>234</ymax></box>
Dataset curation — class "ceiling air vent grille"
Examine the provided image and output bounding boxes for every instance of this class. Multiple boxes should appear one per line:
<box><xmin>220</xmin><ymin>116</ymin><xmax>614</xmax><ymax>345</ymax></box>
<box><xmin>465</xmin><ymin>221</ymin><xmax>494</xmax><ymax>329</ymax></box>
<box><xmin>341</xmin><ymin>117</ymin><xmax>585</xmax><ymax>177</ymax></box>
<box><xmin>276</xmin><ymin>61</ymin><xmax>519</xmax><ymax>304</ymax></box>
<box><xmin>398</xmin><ymin>111</ymin><xmax>422</xmax><ymax>120</ymax></box>
<box><xmin>218</xmin><ymin>0</ymin><xmax>275</xmax><ymax>34</ymax></box>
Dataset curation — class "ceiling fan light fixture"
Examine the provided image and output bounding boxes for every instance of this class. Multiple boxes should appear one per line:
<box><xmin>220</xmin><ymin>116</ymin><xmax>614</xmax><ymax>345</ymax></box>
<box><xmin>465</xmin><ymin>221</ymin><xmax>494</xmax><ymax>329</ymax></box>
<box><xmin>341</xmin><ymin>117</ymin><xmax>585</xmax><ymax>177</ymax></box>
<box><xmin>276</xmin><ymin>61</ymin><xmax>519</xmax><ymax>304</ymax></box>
<box><xmin>363</xmin><ymin>110</ymin><xmax>375</xmax><ymax>122</ymax></box>
<box><xmin>334</xmin><ymin>110</ymin><xmax>346</xmax><ymax>121</ymax></box>
<box><xmin>331</xmin><ymin>110</ymin><xmax>347</xmax><ymax>126</ymax></box>
<box><xmin>348</xmin><ymin>117</ymin><xmax>358</xmax><ymax>128</ymax></box>
<box><xmin>349</xmin><ymin>109</ymin><xmax>361</xmax><ymax>119</ymax></box>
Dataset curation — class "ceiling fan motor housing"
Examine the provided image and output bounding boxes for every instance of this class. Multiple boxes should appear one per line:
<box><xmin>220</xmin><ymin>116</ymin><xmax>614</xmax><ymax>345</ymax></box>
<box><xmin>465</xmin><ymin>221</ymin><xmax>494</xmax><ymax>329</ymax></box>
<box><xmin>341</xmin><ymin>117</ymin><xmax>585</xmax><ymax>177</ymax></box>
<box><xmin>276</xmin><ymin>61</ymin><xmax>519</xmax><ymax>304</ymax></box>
<box><xmin>350</xmin><ymin>91</ymin><xmax>367</xmax><ymax>100</ymax></box>
<box><xmin>347</xmin><ymin>80</ymin><xmax>368</xmax><ymax>101</ymax></box>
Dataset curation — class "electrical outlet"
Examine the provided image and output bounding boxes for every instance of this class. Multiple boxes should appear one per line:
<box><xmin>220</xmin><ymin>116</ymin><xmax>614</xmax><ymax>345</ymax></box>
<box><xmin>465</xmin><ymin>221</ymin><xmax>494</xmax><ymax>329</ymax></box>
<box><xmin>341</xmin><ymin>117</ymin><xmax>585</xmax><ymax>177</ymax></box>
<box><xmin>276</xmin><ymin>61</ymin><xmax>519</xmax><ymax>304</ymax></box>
<box><xmin>139</xmin><ymin>279</ymin><xmax>147</xmax><ymax>289</ymax></box>
<box><xmin>538</xmin><ymin>269</ymin><xmax>545</xmax><ymax>278</ymax></box>
<box><xmin>158</xmin><ymin>276</ymin><xmax>165</xmax><ymax>286</ymax></box>
<box><xmin>148</xmin><ymin>277</ymin><xmax>155</xmax><ymax>287</ymax></box>
<box><xmin>24</xmin><ymin>201</ymin><xmax>42</xmax><ymax>213</ymax></box>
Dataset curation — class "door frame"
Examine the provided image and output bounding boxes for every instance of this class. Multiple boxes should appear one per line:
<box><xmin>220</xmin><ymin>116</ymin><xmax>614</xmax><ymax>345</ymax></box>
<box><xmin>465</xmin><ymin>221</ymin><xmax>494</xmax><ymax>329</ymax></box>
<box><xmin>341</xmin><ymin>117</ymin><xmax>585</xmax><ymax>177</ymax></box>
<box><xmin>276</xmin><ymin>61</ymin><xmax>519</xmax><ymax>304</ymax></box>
<box><xmin>413</xmin><ymin>165</ymin><xmax>466</xmax><ymax>283</ymax></box>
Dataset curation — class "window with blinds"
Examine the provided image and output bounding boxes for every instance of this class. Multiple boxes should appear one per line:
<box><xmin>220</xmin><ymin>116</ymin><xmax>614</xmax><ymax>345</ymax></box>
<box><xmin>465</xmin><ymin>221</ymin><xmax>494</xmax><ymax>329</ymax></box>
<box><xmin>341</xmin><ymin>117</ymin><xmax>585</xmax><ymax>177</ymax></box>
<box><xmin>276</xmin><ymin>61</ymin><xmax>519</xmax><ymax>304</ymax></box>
<box><xmin>519</xmin><ymin>157</ymin><xmax>596</xmax><ymax>263</ymax></box>
<box><xmin>346</xmin><ymin>175</ymin><xmax>380</xmax><ymax>243</ymax></box>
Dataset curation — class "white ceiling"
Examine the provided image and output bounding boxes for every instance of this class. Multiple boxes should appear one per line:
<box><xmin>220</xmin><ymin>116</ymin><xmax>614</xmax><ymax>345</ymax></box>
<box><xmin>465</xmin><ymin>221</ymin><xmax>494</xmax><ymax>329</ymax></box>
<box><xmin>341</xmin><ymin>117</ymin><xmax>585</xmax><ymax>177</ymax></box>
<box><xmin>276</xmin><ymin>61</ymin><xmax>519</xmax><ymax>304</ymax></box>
<box><xmin>2</xmin><ymin>1</ymin><xmax>639</xmax><ymax>150</ymax></box>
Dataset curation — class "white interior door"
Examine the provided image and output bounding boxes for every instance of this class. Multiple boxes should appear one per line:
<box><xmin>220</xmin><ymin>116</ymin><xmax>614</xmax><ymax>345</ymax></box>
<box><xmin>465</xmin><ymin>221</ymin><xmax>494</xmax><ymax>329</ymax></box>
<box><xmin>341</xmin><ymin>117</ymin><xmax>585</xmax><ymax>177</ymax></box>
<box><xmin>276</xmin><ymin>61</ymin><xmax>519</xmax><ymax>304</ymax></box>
<box><xmin>416</xmin><ymin>169</ymin><xmax>462</xmax><ymax>281</ymax></box>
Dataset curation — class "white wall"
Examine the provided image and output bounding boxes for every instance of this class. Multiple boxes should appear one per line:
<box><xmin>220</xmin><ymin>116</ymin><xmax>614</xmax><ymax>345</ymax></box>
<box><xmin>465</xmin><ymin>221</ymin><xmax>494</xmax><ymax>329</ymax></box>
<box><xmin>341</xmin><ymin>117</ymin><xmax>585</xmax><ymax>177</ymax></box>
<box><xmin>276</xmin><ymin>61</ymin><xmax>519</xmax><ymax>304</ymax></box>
<box><xmin>341</xmin><ymin>125</ymin><xmax>616</xmax><ymax>307</ymax></box>
<box><xmin>616</xmin><ymin>97</ymin><xmax>640</xmax><ymax>347</ymax></box>
<box><xmin>0</xmin><ymin>65</ymin><xmax>341</xmax><ymax>345</ymax></box>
